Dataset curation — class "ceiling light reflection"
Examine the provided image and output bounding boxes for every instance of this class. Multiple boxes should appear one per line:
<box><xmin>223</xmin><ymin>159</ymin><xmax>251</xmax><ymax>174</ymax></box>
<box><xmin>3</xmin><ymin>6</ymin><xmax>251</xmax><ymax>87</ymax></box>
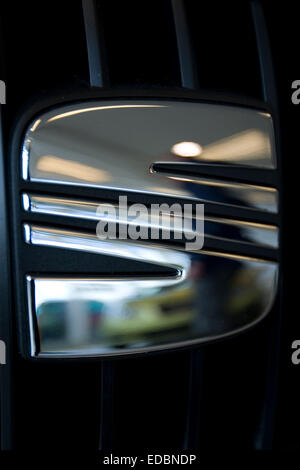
<box><xmin>36</xmin><ymin>155</ymin><xmax>111</xmax><ymax>183</ymax></box>
<box><xmin>47</xmin><ymin>105</ymin><xmax>166</xmax><ymax>123</ymax></box>
<box><xmin>171</xmin><ymin>141</ymin><xmax>203</xmax><ymax>158</ymax></box>
<box><xmin>200</xmin><ymin>129</ymin><xmax>271</xmax><ymax>162</ymax></box>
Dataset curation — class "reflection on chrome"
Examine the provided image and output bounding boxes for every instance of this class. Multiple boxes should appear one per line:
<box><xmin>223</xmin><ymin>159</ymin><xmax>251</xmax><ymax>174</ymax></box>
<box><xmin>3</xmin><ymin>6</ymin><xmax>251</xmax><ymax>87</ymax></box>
<box><xmin>22</xmin><ymin>194</ymin><xmax>279</xmax><ymax>249</ymax></box>
<box><xmin>35</xmin><ymin>155</ymin><xmax>112</xmax><ymax>183</ymax></box>
<box><xmin>27</xmin><ymin>261</ymin><xmax>277</xmax><ymax>357</ymax></box>
<box><xmin>191</xmin><ymin>129</ymin><xmax>272</xmax><ymax>163</ymax></box>
<box><xmin>24</xmin><ymin>225</ymin><xmax>278</xmax><ymax>357</ymax></box>
<box><xmin>171</xmin><ymin>141</ymin><xmax>203</xmax><ymax>158</ymax></box>
<box><xmin>24</xmin><ymin>224</ymin><xmax>190</xmax><ymax>280</ymax></box>
<box><xmin>46</xmin><ymin>104</ymin><xmax>167</xmax><ymax>122</ymax></box>
<box><xmin>22</xmin><ymin>100</ymin><xmax>276</xmax><ymax>200</ymax></box>
<box><xmin>23</xmin><ymin>224</ymin><xmax>274</xmax><ymax>265</ymax></box>
<box><xmin>158</xmin><ymin>173</ymin><xmax>278</xmax><ymax>213</ymax></box>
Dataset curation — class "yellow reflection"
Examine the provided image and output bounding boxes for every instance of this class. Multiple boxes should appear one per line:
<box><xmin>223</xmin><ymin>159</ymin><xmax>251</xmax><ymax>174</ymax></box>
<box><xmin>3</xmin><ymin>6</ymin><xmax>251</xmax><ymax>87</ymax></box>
<box><xmin>36</xmin><ymin>156</ymin><xmax>111</xmax><ymax>183</ymax></box>
<box><xmin>30</xmin><ymin>119</ymin><xmax>41</xmax><ymax>132</ymax></box>
<box><xmin>149</xmin><ymin>186</ymin><xmax>186</xmax><ymax>195</ymax></box>
<box><xmin>200</xmin><ymin>129</ymin><xmax>271</xmax><ymax>162</ymax></box>
<box><xmin>171</xmin><ymin>141</ymin><xmax>203</xmax><ymax>158</ymax></box>
<box><xmin>47</xmin><ymin>105</ymin><xmax>166</xmax><ymax>123</ymax></box>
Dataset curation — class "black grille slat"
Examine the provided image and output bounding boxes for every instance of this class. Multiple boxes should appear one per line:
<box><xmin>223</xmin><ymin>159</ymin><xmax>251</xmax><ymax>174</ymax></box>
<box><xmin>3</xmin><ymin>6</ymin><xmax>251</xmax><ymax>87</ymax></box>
<box><xmin>251</xmin><ymin>1</ymin><xmax>278</xmax><ymax>110</ymax></box>
<box><xmin>100</xmin><ymin>0</ymin><xmax>182</xmax><ymax>87</ymax></box>
<box><xmin>82</xmin><ymin>0</ymin><xmax>110</xmax><ymax>87</ymax></box>
<box><xmin>1</xmin><ymin>0</ymin><xmax>282</xmax><ymax>453</ymax></box>
<box><xmin>184</xmin><ymin>1</ymin><xmax>263</xmax><ymax>99</ymax></box>
<box><xmin>171</xmin><ymin>0</ymin><xmax>198</xmax><ymax>89</ymax></box>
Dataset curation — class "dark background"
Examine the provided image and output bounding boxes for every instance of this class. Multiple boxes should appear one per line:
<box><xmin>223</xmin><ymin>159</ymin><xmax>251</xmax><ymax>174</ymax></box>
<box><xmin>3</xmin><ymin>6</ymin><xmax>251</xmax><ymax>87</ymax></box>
<box><xmin>0</xmin><ymin>0</ymin><xmax>298</xmax><ymax>455</ymax></box>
